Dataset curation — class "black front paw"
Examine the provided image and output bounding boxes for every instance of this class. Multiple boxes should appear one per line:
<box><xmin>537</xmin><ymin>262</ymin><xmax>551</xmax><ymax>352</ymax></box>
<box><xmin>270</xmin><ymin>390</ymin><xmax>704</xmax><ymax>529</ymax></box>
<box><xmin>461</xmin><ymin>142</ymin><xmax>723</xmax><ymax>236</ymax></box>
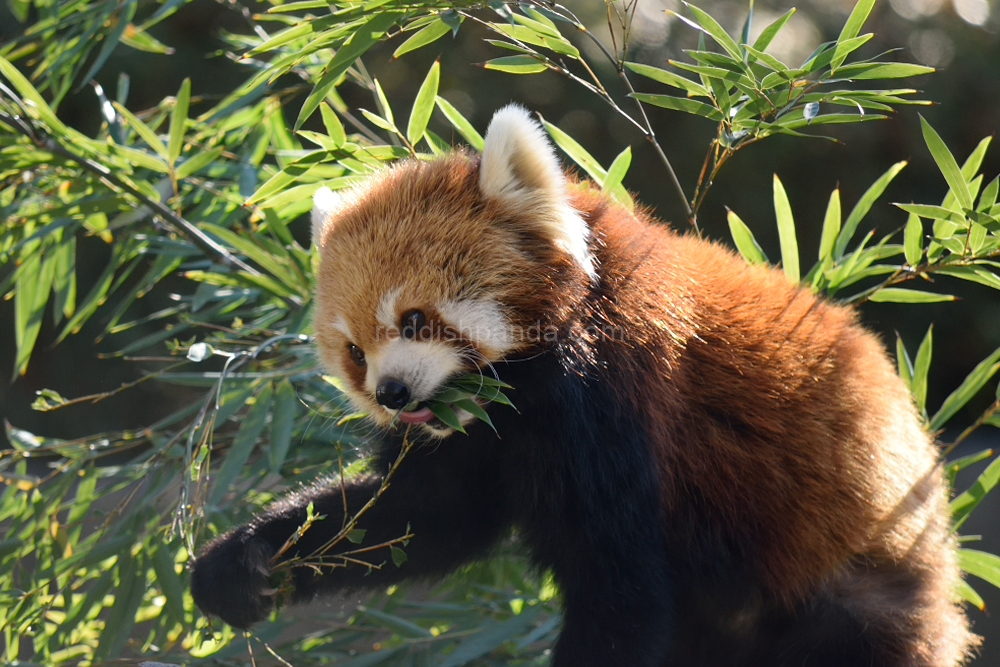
<box><xmin>190</xmin><ymin>528</ymin><xmax>278</xmax><ymax>629</ymax></box>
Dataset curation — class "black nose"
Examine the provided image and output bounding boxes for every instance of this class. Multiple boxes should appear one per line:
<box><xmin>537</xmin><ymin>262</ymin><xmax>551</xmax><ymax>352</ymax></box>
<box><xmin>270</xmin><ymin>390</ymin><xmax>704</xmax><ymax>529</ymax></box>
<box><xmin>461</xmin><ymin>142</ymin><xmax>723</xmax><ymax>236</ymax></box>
<box><xmin>376</xmin><ymin>380</ymin><xmax>411</xmax><ymax>409</ymax></box>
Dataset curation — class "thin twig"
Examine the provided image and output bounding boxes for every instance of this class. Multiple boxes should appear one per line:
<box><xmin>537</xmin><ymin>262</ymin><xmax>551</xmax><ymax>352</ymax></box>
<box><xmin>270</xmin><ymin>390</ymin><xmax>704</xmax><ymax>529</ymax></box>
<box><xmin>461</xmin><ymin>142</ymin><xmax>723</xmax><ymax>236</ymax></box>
<box><xmin>273</xmin><ymin>426</ymin><xmax>417</xmax><ymax>571</ymax></box>
<box><xmin>530</xmin><ymin>1</ymin><xmax>694</xmax><ymax>226</ymax></box>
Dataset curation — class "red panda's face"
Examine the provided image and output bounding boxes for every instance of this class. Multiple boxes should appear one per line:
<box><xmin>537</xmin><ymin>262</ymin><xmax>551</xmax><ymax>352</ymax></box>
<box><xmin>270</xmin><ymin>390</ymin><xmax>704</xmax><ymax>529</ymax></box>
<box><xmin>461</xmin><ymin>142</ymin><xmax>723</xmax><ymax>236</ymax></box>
<box><xmin>311</xmin><ymin>106</ymin><xmax>594</xmax><ymax>436</ymax></box>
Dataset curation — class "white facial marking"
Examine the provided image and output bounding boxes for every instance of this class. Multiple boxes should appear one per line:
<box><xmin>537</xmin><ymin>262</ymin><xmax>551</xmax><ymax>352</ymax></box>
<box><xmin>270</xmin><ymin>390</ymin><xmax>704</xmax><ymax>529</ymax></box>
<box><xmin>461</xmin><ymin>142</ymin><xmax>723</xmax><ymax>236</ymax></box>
<box><xmin>331</xmin><ymin>315</ymin><xmax>353</xmax><ymax>340</ymax></box>
<box><xmin>377</xmin><ymin>287</ymin><xmax>402</xmax><ymax>331</ymax></box>
<box><xmin>437</xmin><ymin>298</ymin><xmax>515</xmax><ymax>357</ymax></box>
<box><xmin>365</xmin><ymin>340</ymin><xmax>464</xmax><ymax>405</ymax></box>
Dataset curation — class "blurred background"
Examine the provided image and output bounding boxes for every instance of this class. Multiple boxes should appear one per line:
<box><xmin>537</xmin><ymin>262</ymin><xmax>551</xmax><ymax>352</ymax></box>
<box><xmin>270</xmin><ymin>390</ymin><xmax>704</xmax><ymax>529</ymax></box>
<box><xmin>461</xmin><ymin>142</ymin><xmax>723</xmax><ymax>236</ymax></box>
<box><xmin>1</xmin><ymin>0</ymin><xmax>999</xmax><ymax>661</ymax></box>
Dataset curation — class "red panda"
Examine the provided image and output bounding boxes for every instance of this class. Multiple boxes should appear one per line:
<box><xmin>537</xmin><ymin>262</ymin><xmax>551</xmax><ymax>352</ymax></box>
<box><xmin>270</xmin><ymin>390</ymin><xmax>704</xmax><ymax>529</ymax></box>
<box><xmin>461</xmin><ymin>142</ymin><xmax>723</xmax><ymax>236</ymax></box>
<box><xmin>191</xmin><ymin>105</ymin><xmax>977</xmax><ymax>666</ymax></box>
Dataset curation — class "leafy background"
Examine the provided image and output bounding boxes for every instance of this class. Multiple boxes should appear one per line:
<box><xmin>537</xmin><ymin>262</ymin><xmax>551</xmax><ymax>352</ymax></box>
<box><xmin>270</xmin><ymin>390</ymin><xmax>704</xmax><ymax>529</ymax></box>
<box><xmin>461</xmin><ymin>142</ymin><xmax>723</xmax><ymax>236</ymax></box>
<box><xmin>1</xmin><ymin>0</ymin><xmax>1000</xmax><ymax>664</ymax></box>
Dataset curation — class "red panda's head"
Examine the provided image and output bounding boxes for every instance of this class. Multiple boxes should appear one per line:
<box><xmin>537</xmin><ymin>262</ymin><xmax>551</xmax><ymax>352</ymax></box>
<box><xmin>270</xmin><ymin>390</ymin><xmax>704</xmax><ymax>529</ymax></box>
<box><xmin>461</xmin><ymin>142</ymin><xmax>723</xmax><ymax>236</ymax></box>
<box><xmin>311</xmin><ymin>105</ymin><xmax>595</xmax><ymax>436</ymax></box>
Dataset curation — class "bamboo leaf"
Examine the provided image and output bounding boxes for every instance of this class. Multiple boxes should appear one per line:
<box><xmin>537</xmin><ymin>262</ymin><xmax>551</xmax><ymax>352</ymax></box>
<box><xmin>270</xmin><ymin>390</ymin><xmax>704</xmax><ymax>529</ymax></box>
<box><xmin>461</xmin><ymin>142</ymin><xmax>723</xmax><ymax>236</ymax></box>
<box><xmin>168</xmin><ymin>78</ymin><xmax>191</xmax><ymax>165</ymax></box>
<box><xmin>912</xmin><ymin>325</ymin><xmax>933</xmax><ymax>417</ymax></box>
<box><xmin>435</xmin><ymin>96</ymin><xmax>484</xmax><ymax>151</ymax></box>
<box><xmin>904</xmin><ymin>213</ymin><xmax>923</xmax><ymax>266</ymax></box>
<box><xmin>151</xmin><ymin>543</ymin><xmax>186</xmax><ymax>623</ymax></box>
<box><xmin>79</xmin><ymin>1</ymin><xmax>137</xmax><ymax>86</ymax></box>
<box><xmin>832</xmin><ymin>62</ymin><xmax>934</xmax><ymax>80</ymax></box>
<box><xmin>930</xmin><ymin>344</ymin><xmax>1000</xmax><ymax>431</ymax></box>
<box><xmin>946</xmin><ymin>449</ymin><xmax>993</xmax><ymax>487</ymax></box>
<box><xmin>678</xmin><ymin>3</ymin><xmax>743</xmax><ymax>61</ymax></box>
<box><xmin>0</xmin><ymin>55</ymin><xmax>68</xmax><ymax>132</ymax></box>
<box><xmin>452</xmin><ymin>398</ymin><xmax>496</xmax><ymax>433</ymax></box>
<box><xmin>978</xmin><ymin>176</ymin><xmax>998</xmax><ymax>212</ymax></box>
<box><xmin>773</xmin><ymin>175</ymin><xmax>799</xmax><ymax>283</ymax></box>
<box><xmin>752</xmin><ymin>8</ymin><xmax>795</xmax><ymax>52</ymax></box>
<box><xmin>361</xmin><ymin>608</ymin><xmax>431</xmax><ymax>638</ymax></box>
<box><xmin>113</xmin><ymin>101</ymin><xmax>168</xmax><ymax>158</ymax></box>
<box><xmin>959</xmin><ymin>549</ymin><xmax>1000</xmax><ymax>591</ymax></box>
<box><xmin>210</xmin><ymin>382</ymin><xmax>273</xmax><ymax>505</ymax></box>
<box><xmin>295</xmin><ymin>12</ymin><xmax>402</xmax><ymax>130</ymax></box>
<box><xmin>407</xmin><ymin>60</ymin><xmax>440</xmax><ymax>146</ymax></box>
<box><xmin>896</xmin><ymin>334</ymin><xmax>913</xmax><ymax>389</ymax></box>
<box><xmin>920</xmin><ymin>116</ymin><xmax>973</xmax><ymax>211</ymax></box>
<box><xmin>14</xmin><ymin>252</ymin><xmax>55</xmax><ymax>376</ymax></box>
<box><xmin>935</xmin><ymin>265</ymin><xmax>1000</xmax><ymax>291</ymax></box>
<box><xmin>955</xmin><ymin>578</ymin><xmax>985</xmax><ymax>611</ymax></box>
<box><xmin>92</xmin><ymin>551</ymin><xmax>145</xmax><ymax>660</ymax></box>
<box><xmin>427</xmin><ymin>400</ymin><xmax>466</xmax><ymax>433</ymax></box>
<box><xmin>952</xmin><ymin>457</ymin><xmax>1000</xmax><ymax>530</ymax></box>
<box><xmin>868</xmin><ymin>288</ymin><xmax>955</xmax><ymax>303</ymax></box>
<box><xmin>603</xmin><ymin>146</ymin><xmax>632</xmax><ymax>197</ymax></box>
<box><xmin>320</xmin><ymin>103</ymin><xmax>347</xmax><ymax>147</ymax></box>
<box><xmin>832</xmin><ymin>0</ymin><xmax>876</xmax><ymax>69</ymax></box>
<box><xmin>629</xmin><ymin>93</ymin><xmax>724</xmax><ymax>121</ymax></box>
<box><xmin>894</xmin><ymin>203</ymin><xmax>964</xmax><ymax>223</ymax></box>
<box><xmin>623</xmin><ymin>62</ymin><xmax>709</xmax><ymax>97</ymax></box>
<box><xmin>175</xmin><ymin>146</ymin><xmax>224</xmax><ymax>179</ymax></box>
<box><xmin>834</xmin><ymin>161</ymin><xmax>907</xmax><ymax>258</ymax></box>
<box><xmin>482</xmin><ymin>55</ymin><xmax>547</xmax><ymax>74</ymax></box>
<box><xmin>269</xmin><ymin>379</ymin><xmax>297</xmax><ymax>474</ymax></box>
<box><xmin>393</xmin><ymin>18</ymin><xmax>451</xmax><ymax>58</ymax></box>
<box><xmin>541</xmin><ymin>120</ymin><xmax>606</xmax><ymax>184</ymax></box>
<box><xmin>818</xmin><ymin>189</ymin><xmax>842</xmax><ymax>261</ymax></box>
<box><xmin>727</xmin><ymin>209</ymin><xmax>768</xmax><ymax>265</ymax></box>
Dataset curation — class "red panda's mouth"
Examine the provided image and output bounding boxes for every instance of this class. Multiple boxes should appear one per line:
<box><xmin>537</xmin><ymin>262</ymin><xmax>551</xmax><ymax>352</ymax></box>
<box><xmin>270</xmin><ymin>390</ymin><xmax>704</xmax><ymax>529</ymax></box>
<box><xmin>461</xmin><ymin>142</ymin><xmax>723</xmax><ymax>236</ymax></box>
<box><xmin>398</xmin><ymin>402</ymin><xmax>435</xmax><ymax>424</ymax></box>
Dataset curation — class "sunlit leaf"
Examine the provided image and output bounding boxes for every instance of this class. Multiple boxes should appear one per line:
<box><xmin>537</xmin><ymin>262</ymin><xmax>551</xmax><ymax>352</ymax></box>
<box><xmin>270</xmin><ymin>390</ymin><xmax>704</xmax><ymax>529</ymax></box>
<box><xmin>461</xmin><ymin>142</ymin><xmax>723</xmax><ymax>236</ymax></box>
<box><xmin>168</xmin><ymin>78</ymin><xmax>190</xmax><ymax>164</ymax></box>
<box><xmin>435</xmin><ymin>96</ymin><xmax>485</xmax><ymax>151</ymax></box>
<box><xmin>624</xmin><ymin>62</ymin><xmax>709</xmax><ymax>97</ymax></box>
<box><xmin>947</xmin><ymin>449</ymin><xmax>994</xmax><ymax>488</ymax></box>
<box><xmin>896</xmin><ymin>334</ymin><xmax>913</xmax><ymax>389</ymax></box>
<box><xmin>959</xmin><ymin>548</ymin><xmax>1000</xmax><ymax>590</ymax></box>
<box><xmin>818</xmin><ymin>188</ymin><xmax>842</xmax><ymax>261</ymax></box>
<box><xmin>930</xmin><ymin>344</ymin><xmax>1000</xmax><ymax>431</ymax></box>
<box><xmin>955</xmin><ymin>578</ymin><xmax>985</xmax><ymax>611</ymax></box>
<box><xmin>407</xmin><ymin>60</ymin><xmax>440</xmax><ymax>146</ymax></box>
<box><xmin>482</xmin><ymin>55</ymin><xmax>547</xmax><ymax>74</ymax></box>
<box><xmin>727</xmin><ymin>209</ymin><xmax>768</xmax><ymax>265</ymax></box>
<box><xmin>834</xmin><ymin>161</ymin><xmax>907</xmax><ymax>258</ymax></box>
<box><xmin>269</xmin><ymin>379</ymin><xmax>297</xmax><ymax>474</ymax></box>
<box><xmin>952</xmin><ymin>456</ymin><xmax>1000</xmax><ymax>529</ymax></box>
<box><xmin>393</xmin><ymin>18</ymin><xmax>451</xmax><ymax>58</ymax></box>
<box><xmin>676</xmin><ymin>3</ymin><xmax>743</xmax><ymax>61</ymax></box>
<box><xmin>868</xmin><ymin>288</ymin><xmax>955</xmax><ymax>303</ymax></box>
<box><xmin>912</xmin><ymin>325</ymin><xmax>933</xmax><ymax>418</ymax></box>
<box><xmin>921</xmin><ymin>116</ymin><xmax>973</xmax><ymax>211</ymax></box>
<box><xmin>210</xmin><ymin>382</ymin><xmax>274</xmax><ymax>505</ymax></box>
<box><xmin>773</xmin><ymin>174</ymin><xmax>799</xmax><ymax>283</ymax></box>
<box><xmin>629</xmin><ymin>93</ymin><xmax>724</xmax><ymax>121</ymax></box>
<box><xmin>904</xmin><ymin>213</ymin><xmax>923</xmax><ymax>266</ymax></box>
<box><xmin>752</xmin><ymin>8</ymin><xmax>795</xmax><ymax>52</ymax></box>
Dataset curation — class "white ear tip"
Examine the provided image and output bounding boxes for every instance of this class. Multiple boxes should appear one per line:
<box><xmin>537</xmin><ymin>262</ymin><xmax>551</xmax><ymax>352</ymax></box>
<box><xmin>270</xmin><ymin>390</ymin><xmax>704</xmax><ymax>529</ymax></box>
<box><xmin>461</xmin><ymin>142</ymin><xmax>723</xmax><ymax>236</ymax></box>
<box><xmin>313</xmin><ymin>186</ymin><xmax>339</xmax><ymax>215</ymax></box>
<box><xmin>485</xmin><ymin>104</ymin><xmax>543</xmax><ymax>143</ymax></box>
<box><xmin>311</xmin><ymin>186</ymin><xmax>340</xmax><ymax>247</ymax></box>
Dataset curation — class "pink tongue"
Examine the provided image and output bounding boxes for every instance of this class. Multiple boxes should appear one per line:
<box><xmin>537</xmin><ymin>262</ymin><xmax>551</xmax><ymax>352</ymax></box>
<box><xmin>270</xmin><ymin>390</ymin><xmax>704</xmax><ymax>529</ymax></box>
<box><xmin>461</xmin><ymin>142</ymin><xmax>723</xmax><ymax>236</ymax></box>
<box><xmin>399</xmin><ymin>406</ymin><xmax>435</xmax><ymax>424</ymax></box>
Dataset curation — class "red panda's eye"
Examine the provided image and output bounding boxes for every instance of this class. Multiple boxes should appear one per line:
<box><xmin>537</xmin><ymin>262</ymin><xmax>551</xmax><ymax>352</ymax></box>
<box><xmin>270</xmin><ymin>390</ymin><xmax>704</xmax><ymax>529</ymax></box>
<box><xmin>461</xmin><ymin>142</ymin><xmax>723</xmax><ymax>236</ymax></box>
<box><xmin>348</xmin><ymin>344</ymin><xmax>366</xmax><ymax>367</ymax></box>
<box><xmin>401</xmin><ymin>310</ymin><xmax>426</xmax><ymax>341</ymax></box>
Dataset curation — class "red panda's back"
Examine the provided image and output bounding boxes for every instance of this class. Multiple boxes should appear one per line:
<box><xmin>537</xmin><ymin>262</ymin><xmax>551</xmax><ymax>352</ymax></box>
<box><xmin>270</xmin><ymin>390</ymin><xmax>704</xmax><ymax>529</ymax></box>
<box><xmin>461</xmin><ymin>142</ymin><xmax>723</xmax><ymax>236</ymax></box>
<box><xmin>578</xmin><ymin>188</ymin><xmax>952</xmax><ymax>591</ymax></box>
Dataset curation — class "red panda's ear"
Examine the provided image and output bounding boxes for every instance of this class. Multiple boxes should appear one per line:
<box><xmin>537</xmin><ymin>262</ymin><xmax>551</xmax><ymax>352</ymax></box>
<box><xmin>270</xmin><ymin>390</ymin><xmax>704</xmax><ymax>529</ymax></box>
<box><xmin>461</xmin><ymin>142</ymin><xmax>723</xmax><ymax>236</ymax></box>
<box><xmin>311</xmin><ymin>186</ymin><xmax>344</xmax><ymax>248</ymax></box>
<box><xmin>480</xmin><ymin>105</ymin><xmax>565</xmax><ymax>203</ymax></box>
<box><xmin>479</xmin><ymin>105</ymin><xmax>595</xmax><ymax>279</ymax></box>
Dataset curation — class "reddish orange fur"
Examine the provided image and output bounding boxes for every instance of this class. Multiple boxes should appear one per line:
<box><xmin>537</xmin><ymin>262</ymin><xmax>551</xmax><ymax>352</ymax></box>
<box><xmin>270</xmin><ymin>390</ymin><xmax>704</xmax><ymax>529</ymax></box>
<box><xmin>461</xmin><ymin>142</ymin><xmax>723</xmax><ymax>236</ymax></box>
<box><xmin>312</xmin><ymin>151</ymin><xmax>977</xmax><ymax>666</ymax></box>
